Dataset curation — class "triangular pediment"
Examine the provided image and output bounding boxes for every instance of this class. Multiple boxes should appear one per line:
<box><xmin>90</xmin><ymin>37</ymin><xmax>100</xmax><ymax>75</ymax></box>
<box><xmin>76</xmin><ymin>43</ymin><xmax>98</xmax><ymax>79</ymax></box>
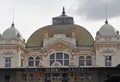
<box><xmin>43</xmin><ymin>40</ymin><xmax>76</xmax><ymax>50</ymax></box>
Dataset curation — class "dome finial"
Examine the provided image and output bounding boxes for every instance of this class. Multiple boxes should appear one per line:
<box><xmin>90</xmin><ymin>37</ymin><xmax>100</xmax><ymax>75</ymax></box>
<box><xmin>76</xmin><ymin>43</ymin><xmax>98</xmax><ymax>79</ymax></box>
<box><xmin>11</xmin><ymin>8</ymin><xmax>15</xmax><ymax>27</ymax></box>
<box><xmin>11</xmin><ymin>22</ymin><xmax>15</xmax><ymax>27</ymax></box>
<box><xmin>105</xmin><ymin>19</ymin><xmax>108</xmax><ymax>24</ymax></box>
<box><xmin>62</xmin><ymin>7</ymin><xmax>66</xmax><ymax>16</ymax></box>
<box><xmin>105</xmin><ymin>3</ymin><xmax>108</xmax><ymax>24</ymax></box>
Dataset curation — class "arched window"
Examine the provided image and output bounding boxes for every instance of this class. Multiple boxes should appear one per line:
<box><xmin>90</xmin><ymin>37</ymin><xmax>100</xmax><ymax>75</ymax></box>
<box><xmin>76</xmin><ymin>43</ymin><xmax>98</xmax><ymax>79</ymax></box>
<box><xmin>86</xmin><ymin>56</ymin><xmax>92</xmax><ymax>66</ymax></box>
<box><xmin>50</xmin><ymin>52</ymin><xmax>69</xmax><ymax>66</ymax></box>
<box><xmin>79</xmin><ymin>56</ymin><xmax>84</xmax><ymax>66</ymax></box>
<box><xmin>28</xmin><ymin>57</ymin><xmax>34</xmax><ymax>66</ymax></box>
<box><xmin>35</xmin><ymin>57</ymin><xmax>40</xmax><ymax>66</ymax></box>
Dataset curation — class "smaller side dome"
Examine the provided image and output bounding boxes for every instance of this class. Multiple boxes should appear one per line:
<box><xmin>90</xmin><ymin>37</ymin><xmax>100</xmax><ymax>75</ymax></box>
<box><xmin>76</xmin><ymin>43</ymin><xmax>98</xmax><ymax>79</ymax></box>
<box><xmin>2</xmin><ymin>23</ymin><xmax>24</xmax><ymax>41</ymax></box>
<box><xmin>98</xmin><ymin>21</ymin><xmax>116</xmax><ymax>36</ymax></box>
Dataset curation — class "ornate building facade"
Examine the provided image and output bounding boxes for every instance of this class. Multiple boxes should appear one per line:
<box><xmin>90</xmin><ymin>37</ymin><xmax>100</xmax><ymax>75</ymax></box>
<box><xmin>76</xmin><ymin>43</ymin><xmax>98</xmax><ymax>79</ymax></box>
<box><xmin>0</xmin><ymin>8</ymin><xmax>120</xmax><ymax>82</ymax></box>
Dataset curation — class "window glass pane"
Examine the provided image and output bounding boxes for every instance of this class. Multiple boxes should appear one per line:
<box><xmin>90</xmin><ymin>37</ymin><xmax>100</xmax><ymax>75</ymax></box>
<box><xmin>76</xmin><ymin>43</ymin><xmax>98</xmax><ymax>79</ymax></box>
<box><xmin>64</xmin><ymin>54</ymin><xmax>69</xmax><ymax>59</ymax></box>
<box><xmin>86</xmin><ymin>56</ymin><xmax>92</xmax><ymax>66</ymax></box>
<box><xmin>28</xmin><ymin>57</ymin><xmax>34</xmax><ymax>66</ymax></box>
<box><xmin>86</xmin><ymin>60</ymin><xmax>92</xmax><ymax>66</ymax></box>
<box><xmin>79</xmin><ymin>56</ymin><xmax>84</xmax><ymax>66</ymax></box>
<box><xmin>5</xmin><ymin>57</ymin><xmax>11</xmax><ymax>67</ymax></box>
<box><xmin>35</xmin><ymin>57</ymin><xmax>40</xmax><ymax>66</ymax></box>
<box><xmin>105</xmin><ymin>56</ymin><xmax>112</xmax><ymax>66</ymax></box>
<box><xmin>79</xmin><ymin>60</ymin><xmax>84</xmax><ymax>66</ymax></box>
<box><xmin>35</xmin><ymin>61</ymin><xmax>39</xmax><ymax>66</ymax></box>
<box><xmin>64</xmin><ymin>60</ymin><xmax>69</xmax><ymax>66</ymax></box>
<box><xmin>29</xmin><ymin>61</ymin><xmax>34</xmax><ymax>66</ymax></box>
<box><xmin>50</xmin><ymin>60</ymin><xmax>54</xmax><ymax>66</ymax></box>
<box><xmin>50</xmin><ymin>54</ymin><xmax>55</xmax><ymax>59</ymax></box>
<box><xmin>56</xmin><ymin>53</ymin><xmax>63</xmax><ymax>59</ymax></box>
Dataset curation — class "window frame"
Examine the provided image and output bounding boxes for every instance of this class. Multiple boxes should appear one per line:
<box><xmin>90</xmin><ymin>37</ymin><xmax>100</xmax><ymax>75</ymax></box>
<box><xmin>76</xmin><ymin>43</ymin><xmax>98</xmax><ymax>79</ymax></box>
<box><xmin>28</xmin><ymin>57</ymin><xmax>34</xmax><ymax>66</ymax></box>
<box><xmin>35</xmin><ymin>56</ymin><xmax>40</xmax><ymax>66</ymax></box>
<box><xmin>50</xmin><ymin>52</ymin><xmax>69</xmax><ymax>66</ymax></box>
<box><xmin>5</xmin><ymin>57</ymin><xmax>11</xmax><ymax>68</ymax></box>
<box><xmin>105</xmin><ymin>56</ymin><xmax>112</xmax><ymax>66</ymax></box>
<box><xmin>79</xmin><ymin>56</ymin><xmax>85</xmax><ymax>66</ymax></box>
<box><xmin>86</xmin><ymin>56</ymin><xmax>92</xmax><ymax>66</ymax></box>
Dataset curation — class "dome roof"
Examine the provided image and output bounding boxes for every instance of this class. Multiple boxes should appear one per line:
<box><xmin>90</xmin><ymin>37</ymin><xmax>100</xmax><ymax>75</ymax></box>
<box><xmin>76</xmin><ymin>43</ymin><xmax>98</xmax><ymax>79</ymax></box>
<box><xmin>2</xmin><ymin>23</ymin><xmax>24</xmax><ymax>41</ymax></box>
<box><xmin>26</xmin><ymin>24</ymin><xmax>94</xmax><ymax>47</ymax></box>
<box><xmin>26</xmin><ymin>7</ymin><xmax>94</xmax><ymax>47</ymax></box>
<box><xmin>99</xmin><ymin>21</ymin><xmax>117</xmax><ymax>36</ymax></box>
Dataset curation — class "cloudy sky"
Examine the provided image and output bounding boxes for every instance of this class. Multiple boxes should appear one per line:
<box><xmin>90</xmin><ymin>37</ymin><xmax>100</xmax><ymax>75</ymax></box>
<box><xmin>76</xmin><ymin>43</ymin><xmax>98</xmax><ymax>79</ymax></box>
<box><xmin>0</xmin><ymin>0</ymin><xmax>120</xmax><ymax>41</ymax></box>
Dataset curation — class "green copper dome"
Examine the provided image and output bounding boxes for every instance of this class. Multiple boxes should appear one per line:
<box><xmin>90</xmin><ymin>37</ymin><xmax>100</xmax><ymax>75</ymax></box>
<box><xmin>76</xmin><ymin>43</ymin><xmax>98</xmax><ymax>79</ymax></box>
<box><xmin>26</xmin><ymin>7</ymin><xmax>94</xmax><ymax>47</ymax></box>
<box><xmin>26</xmin><ymin>24</ymin><xmax>94</xmax><ymax>47</ymax></box>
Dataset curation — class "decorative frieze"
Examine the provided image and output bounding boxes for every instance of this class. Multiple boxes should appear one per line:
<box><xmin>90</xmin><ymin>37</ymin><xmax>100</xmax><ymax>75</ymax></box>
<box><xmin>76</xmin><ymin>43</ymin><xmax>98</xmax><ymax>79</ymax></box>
<box><xmin>0</xmin><ymin>50</ymin><xmax>16</xmax><ymax>55</ymax></box>
<box><xmin>103</xmin><ymin>49</ymin><xmax>113</xmax><ymax>53</ymax></box>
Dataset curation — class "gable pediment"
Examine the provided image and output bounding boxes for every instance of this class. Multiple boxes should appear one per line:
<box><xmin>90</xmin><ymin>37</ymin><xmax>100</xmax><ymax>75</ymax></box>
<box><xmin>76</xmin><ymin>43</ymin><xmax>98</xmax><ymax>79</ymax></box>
<box><xmin>43</xmin><ymin>40</ymin><xmax>76</xmax><ymax>50</ymax></box>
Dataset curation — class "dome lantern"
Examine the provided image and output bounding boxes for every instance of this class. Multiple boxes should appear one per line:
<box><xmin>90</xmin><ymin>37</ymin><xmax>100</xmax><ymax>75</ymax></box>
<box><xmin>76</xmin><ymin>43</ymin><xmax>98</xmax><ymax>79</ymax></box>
<box><xmin>52</xmin><ymin>7</ymin><xmax>74</xmax><ymax>25</ymax></box>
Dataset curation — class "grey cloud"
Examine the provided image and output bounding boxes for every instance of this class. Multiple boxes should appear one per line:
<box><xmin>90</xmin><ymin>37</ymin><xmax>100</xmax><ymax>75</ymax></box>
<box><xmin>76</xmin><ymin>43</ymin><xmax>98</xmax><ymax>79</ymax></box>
<box><xmin>74</xmin><ymin>0</ymin><xmax>120</xmax><ymax>20</ymax></box>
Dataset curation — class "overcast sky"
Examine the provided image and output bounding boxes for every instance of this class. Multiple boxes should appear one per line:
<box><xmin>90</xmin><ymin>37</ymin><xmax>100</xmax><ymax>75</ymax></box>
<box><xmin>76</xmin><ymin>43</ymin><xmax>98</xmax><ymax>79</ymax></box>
<box><xmin>0</xmin><ymin>0</ymin><xmax>120</xmax><ymax>41</ymax></box>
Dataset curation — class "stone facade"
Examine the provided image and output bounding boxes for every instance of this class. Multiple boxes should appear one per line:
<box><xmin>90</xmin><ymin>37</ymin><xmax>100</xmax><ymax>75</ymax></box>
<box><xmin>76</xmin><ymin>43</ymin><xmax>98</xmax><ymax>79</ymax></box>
<box><xmin>0</xmin><ymin>8</ymin><xmax>120</xmax><ymax>82</ymax></box>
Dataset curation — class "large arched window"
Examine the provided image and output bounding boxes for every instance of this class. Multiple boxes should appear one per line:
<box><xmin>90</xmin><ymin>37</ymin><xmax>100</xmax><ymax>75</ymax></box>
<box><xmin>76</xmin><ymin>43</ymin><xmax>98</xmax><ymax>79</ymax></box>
<box><xmin>50</xmin><ymin>52</ymin><xmax>69</xmax><ymax>66</ymax></box>
<box><xmin>28</xmin><ymin>57</ymin><xmax>34</xmax><ymax>66</ymax></box>
<box><xmin>35</xmin><ymin>56</ymin><xmax>40</xmax><ymax>66</ymax></box>
<box><xmin>86</xmin><ymin>56</ymin><xmax>92</xmax><ymax>66</ymax></box>
<box><xmin>79</xmin><ymin>56</ymin><xmax>84</xmax><ymax>66</ymax></box>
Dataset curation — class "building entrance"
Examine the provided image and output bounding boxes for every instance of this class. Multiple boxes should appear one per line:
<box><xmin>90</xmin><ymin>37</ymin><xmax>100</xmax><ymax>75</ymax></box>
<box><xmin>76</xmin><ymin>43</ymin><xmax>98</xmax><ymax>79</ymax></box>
<box><xmin>4</xmin><ymin>75</ymin><xmax>10</xmax><ymax>82</ymax></box>
<box><xmin>45</xmin><ymin>73</ymin><xmax>68</xmax><ymax>82</ymax></box>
